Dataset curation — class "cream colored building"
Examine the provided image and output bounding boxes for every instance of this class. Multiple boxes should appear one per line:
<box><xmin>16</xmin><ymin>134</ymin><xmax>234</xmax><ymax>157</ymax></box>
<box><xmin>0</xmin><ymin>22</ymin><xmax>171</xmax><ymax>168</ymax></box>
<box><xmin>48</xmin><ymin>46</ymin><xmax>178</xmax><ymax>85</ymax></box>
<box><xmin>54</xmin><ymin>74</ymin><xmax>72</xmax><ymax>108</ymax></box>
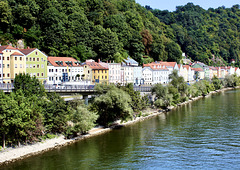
<box><xmin>0</xmin><ymin>45</ymin><xmax>26</xmax><ymax>83</ymax></box>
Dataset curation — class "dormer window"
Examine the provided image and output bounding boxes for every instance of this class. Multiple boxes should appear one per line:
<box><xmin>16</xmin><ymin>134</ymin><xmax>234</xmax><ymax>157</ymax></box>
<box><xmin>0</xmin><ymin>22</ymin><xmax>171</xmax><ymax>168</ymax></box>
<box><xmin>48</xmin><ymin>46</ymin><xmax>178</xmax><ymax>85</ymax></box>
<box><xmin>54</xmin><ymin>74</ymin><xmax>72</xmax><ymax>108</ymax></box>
<box><xmin>36</xmin><ymin>51</ymin><xmax>38</xmax><ymax>55</ymax></box>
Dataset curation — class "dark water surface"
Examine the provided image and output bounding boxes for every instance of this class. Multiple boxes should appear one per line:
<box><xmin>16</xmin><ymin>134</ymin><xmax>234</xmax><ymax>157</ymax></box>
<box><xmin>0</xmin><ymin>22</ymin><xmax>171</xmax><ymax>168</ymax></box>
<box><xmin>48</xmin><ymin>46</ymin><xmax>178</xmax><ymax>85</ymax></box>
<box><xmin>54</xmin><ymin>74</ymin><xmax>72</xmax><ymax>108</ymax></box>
<box><xmin>2</xmin><ymin>90</ymin><xmax>240</xmax><ymax>170</ymax></box>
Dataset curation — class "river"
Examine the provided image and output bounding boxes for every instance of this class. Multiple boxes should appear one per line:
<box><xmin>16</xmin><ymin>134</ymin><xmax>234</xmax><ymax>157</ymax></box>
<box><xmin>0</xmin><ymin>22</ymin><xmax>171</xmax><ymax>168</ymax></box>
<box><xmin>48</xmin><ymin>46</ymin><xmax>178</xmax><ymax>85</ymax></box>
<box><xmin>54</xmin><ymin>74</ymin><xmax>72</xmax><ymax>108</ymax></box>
<box><xmin>2</xmin><ymin>89</ymin><xmax>240</xmax><ymax>169</ymax></box>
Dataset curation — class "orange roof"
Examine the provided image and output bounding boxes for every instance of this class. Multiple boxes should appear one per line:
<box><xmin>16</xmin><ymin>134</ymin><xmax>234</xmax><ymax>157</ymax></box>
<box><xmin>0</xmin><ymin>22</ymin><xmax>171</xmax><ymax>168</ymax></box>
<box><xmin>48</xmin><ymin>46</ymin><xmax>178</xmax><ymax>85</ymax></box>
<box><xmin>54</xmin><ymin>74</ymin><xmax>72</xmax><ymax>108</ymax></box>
<box><xmin>158</xmin><ymin>61</ymin><xmax>177</xmax><ymax>68</ymax></box>
<box><xmin>183</xmin><ymin>65</ymin><xmax>191</xmax><ymax>70</ymax></box>
<box><xmin>0</xmin><ymin>45</ymin><xmax>17</xmax><ymax>51</ymax></box>
<box><xmin>48</xmin><ymin>56</ymin><xmax>82</xmax><ymax>67</ymax></box>
<box><xmin>85</xmin><ymin>61</ymin><xmax>108</xmax><ymax>70</ymax></box>
<box><xmin>191</xmin><ymin>68</ymin><xmax>203</xmax><ymax>71</ymax></box>
<box><xmin>19</xmin><ymin>48</ymin><xmax>37</xmax><ymax>55</ymax></box>
<box><xmin>143</xmin><ymin>63</ymin><xmax>168</xmax><ymax>70</ymax></box>
<box><xmin>235</xmin><ymin>67</ymin><xmax>239</xmax><ymax>71</ymax></box>
<box><xmin>11</xmin><ymin>52</ymin><xmax>24</xmax><ymax>56</ymax></box>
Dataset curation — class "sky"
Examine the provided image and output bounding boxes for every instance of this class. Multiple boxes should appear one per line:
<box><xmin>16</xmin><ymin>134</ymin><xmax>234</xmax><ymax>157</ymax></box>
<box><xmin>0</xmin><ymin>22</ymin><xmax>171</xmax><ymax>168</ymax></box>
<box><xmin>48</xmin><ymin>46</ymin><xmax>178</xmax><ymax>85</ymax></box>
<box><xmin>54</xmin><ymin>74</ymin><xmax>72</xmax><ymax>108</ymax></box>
<box><xmin>135</xmin><ymin>0</ymin><xmax>240</xmax><ymax>11</ymax></box>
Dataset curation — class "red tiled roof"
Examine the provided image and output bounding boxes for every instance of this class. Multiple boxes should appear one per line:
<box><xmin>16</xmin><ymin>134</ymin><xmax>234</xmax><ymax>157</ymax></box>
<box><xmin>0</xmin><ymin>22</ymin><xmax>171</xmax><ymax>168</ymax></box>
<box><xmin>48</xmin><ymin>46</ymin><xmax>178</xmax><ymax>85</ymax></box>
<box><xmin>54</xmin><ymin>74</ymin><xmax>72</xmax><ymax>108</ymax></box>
<box><xmin>0</xmin><ymin>45</ymin><xmax>17</xmax><ymax>51</ymax></box>
<box><xmin>143</xmin><ymin>63</ymin><xmax>168</xmax><ymax>70</ymax></box>
<box><xmin>158</xmin><ymin>61</ymin><xmax>177</xmax><ymax>68</ymax></box>
<box><xmin>235</xmin><ymin>67</ymin><xmax>239</xmax><ymax>71</ymax></box>
<box><xmin>19</xmin><ymin>48</ymin><xmax>37</xmax><ymax>55</ymax></box>
<box><xmin>191</xmin><ymin>68</ymin><xmax>203</xmax><ymax>72</ymax></box>
<box><xmin>11</xmin><ymin>52</ymin><xmax>24</xmax><ymax>56</ymax></box>
<box><xmin>85</xmin><ymin>61</ymin><xmax>108</xmax><ymax>70</ymax></box>
<box><xmin>48</xmin><ymin>56</ymin><xmax>82</xmax><ymax>67</ymax></box>
<box><xmin>183</xmin><ymin>65</ymin><xmax>191</xmax><ymax>70</ymax></box>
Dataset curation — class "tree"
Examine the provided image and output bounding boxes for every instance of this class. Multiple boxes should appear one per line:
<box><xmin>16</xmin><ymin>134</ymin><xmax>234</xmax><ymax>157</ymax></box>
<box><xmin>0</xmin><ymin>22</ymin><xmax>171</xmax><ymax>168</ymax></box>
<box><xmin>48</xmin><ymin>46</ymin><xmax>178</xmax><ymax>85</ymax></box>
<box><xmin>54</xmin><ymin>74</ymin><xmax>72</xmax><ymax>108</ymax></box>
<box><xmin>14</xmin><ymin>73</ymin><xmax>45</xmax><ymax>97</ymax></box>
<box><xmin>91</xmin><ymin>86</ymin><xmax>133</xmax><ymax>127</ymax></box>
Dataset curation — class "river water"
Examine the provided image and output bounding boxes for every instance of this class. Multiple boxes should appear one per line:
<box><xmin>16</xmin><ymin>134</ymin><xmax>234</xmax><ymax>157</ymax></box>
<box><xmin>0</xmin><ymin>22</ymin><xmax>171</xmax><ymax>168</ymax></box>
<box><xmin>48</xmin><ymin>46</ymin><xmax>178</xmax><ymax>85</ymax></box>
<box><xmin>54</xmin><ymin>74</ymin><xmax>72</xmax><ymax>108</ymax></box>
<box><xmin>2</xmin><ymin>89</ymin><xmax>240</xmax><ymax>169</ymax></box>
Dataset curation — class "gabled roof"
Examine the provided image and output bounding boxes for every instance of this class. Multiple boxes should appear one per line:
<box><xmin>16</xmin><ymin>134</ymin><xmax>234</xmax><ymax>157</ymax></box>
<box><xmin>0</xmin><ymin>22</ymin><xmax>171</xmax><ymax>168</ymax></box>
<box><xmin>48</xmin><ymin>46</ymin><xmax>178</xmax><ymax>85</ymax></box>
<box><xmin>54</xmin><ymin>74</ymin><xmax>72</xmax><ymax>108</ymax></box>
<box><xmin>85</xmin><ymin>61</ymin><xmax>108</xmax><ymax>70</ymax></box>
<box><xmin>183</xmin><ymin>65</ymin><xmax>191</xmax><ymax>70</ymax></box>
<box><xmin>0</xmin><ymin>45</ymin><xmax>17</xmax><ymax>51</ymax></box>
<box><xmin>191</xmin><ymin>68</ymin><xmax>203</xmax><ymax>72</ymax></box>
<box><xmin>123</xmin><ymin>57</ymin><xmax>138</xmax><ymax>65</ymax></box>
<box><xmin>48</xmin><ymin>56</ymin><xmax>82</xmax><ymax>67</ymax></box>
<box><xmin>11</xmin><ymin>52</ymin><xmax>24</xmax><ymax>56</ymax></box>
<box><xmin>143</xmin><ymin>63</ymin><xmax>168</xmax><ymax>71</ymax></box>
<box><xmin>19</xmin><ymin>48</ymin><xmax>37</xmax><ymax>55</ymax></box>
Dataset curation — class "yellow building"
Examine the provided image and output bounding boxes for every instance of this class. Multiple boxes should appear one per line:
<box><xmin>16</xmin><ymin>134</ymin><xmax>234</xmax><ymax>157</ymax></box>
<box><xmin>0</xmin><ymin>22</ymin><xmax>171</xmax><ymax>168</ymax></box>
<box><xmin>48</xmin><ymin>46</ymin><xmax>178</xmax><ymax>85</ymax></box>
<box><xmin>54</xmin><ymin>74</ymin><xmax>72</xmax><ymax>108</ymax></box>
<box><xmin>84</xmin><ymin>59</ymin><xmax>109</xmax><ymax>84</ymax></box>
<box><xmin>0</xmin><ymin>45</ymin><xmax>26</xmax><ymax>83</ymax></box>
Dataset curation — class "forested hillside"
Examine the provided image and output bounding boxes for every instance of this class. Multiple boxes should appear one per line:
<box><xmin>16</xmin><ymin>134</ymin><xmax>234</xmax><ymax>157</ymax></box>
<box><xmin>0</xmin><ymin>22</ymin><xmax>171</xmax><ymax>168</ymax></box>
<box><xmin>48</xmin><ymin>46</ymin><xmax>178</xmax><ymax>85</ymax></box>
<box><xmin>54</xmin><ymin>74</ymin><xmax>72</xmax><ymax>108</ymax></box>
<box><xmin>0</xmin><ymin>0</ymin><xmax>182</xmax><ymax>64</ymax></box>
<box><xmin>0</xmin><ymin>0</ymin><xmax>240</xmax><ymax>66</ymax></box>
<box><xmin>147</xmin><ymin>3</ymin><xmax>240</xmax><ymax>66</ymax></box>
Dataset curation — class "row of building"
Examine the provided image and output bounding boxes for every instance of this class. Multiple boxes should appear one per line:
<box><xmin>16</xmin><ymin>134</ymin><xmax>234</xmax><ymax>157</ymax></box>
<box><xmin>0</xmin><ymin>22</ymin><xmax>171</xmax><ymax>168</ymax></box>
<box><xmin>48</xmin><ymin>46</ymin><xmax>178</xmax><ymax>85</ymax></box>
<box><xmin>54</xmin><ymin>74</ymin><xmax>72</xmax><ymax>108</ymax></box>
<box><xmin>1</xmin><ymin>45</ymin><xmax>240</xmax><ymax>85</ymax></box>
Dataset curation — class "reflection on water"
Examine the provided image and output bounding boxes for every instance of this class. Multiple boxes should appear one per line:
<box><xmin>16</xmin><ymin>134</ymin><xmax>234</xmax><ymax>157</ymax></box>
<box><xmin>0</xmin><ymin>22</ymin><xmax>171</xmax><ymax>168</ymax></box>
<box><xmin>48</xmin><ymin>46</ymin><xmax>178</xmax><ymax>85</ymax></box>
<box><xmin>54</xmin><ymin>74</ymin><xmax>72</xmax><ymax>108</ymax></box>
<box><xmin>2</xmin><ymin>90</ymin><xmax>240</xmax><ymax>170</ymax></box>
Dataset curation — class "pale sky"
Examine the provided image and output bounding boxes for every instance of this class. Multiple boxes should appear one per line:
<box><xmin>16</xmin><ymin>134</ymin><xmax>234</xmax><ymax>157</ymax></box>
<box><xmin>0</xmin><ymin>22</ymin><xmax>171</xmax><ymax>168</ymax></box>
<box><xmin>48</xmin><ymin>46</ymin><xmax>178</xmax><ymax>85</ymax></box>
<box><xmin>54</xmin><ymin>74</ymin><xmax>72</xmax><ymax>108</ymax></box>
<box><xmin>135</xmin><ymin>0</ymin><xmax>240</xmax><ymax>11</ymax></box>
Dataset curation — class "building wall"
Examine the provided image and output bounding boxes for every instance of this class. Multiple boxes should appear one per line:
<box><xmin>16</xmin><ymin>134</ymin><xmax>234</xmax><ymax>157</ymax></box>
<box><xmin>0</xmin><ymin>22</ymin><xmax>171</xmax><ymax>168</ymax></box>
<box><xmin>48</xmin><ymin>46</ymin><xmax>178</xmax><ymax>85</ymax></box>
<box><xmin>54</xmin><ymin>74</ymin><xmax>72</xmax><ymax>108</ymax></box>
<box><xmin>142</xmin><ymin>67</ymin><xmax>152</xmax><ymax>85</ymax></box>
<box><xmin>109</xmin><ymin>63</ymin><xmax>121</xmax><ymax>84</ymax></box>
<box><xmin>92</xmin><ymin>69</ymin><xmax>109</xmax><ymax>84</ymax></box>
<box><xmin>133</xmin><ymin>66</ymin><xmax>142</xmax><ymax>85</ymax></box>
<box><xmin>26</xmin><ymin>49</ymin><xmax>48</xmax><ymax>83</ymax></box>
<box><xmin>0</xmin><ymin>53</ymin><xmax>2</xmax><ymax>83</ymax></box>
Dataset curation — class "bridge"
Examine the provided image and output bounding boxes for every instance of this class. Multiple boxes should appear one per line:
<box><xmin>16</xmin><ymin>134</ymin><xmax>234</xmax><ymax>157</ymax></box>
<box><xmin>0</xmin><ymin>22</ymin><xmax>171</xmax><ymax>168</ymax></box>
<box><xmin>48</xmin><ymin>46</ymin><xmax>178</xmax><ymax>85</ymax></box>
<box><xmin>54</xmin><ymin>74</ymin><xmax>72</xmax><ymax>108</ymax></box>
<box><xmin>0</xmin><ymin>84</ymin><xmax>152</xmax><ymax>104</ymax></box>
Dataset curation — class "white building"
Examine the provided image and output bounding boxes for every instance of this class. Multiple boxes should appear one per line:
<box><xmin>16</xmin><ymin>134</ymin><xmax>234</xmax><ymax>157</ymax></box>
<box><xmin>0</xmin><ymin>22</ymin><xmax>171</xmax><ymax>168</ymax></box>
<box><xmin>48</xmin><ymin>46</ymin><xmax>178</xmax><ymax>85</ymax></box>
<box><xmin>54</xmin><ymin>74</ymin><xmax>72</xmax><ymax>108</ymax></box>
<box><xmin>142</xmin><ymin>67</ymin><xmax>153</xmax><ymax>85</ymax></box>
<box><xmin>108</xmin><ymin>63</ymin><xmax>121</xmax><ymax>84</ymax></box>
<box><xmin>47</xmin><ymin>57</ymin><xmax>83</xmax><ymax>85</ymax></box>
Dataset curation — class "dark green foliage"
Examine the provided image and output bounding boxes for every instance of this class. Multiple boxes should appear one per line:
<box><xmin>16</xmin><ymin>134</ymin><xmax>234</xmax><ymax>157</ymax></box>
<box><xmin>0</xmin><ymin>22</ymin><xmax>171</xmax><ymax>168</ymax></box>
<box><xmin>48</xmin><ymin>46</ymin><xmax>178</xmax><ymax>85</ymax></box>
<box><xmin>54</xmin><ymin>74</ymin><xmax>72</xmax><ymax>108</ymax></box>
<box><xmin>42</xmin><ymin>93</ymin><xmax>70</xmax><ymax>134</ymax></box>
<box><xmin>212</xmin><ymin>75</ymin><xmax>222</xmax><ymax>90</ymax></box>
<box><xmin>90</xmin><ymin>86</ymin><xmax>133</xmax><ymax>127</ymax></box>
<box><xmin>1</xmin><ymin>0</ymin><xmax>181</xmax><ymax>63</ymax></box>
<box><xmin>14</xmin><ymin>73</ymin><xmax>45</xmax><ymax>97</ymax></box>
<box><xmin>148</xmin><ymin>3</ymin><xmax>240</xmax><ymax>65</ymax></box>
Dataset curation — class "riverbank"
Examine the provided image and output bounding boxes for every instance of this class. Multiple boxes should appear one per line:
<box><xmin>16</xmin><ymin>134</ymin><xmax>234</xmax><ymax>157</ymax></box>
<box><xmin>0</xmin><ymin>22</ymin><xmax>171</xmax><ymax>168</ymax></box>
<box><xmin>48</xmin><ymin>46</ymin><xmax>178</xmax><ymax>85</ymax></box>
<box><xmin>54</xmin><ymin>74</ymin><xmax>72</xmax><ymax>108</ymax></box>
<box><xmin>0</xmin><ymin>86</ymin><xmax>239</xmax><ymax>166</ymax></box>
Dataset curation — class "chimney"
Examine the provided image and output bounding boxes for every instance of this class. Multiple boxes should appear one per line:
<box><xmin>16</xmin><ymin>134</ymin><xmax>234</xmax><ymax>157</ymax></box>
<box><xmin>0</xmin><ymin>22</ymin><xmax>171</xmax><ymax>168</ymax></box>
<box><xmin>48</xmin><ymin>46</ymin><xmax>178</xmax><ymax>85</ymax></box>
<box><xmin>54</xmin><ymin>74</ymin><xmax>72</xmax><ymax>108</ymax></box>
<box><xmin>27</xmin><ymin>46</ymin><xmax>30</xmax><ymax>49</ymax></box>
<box><xmin>98</xmin><ymin>59</ymin><xmax>100</xmax><ymax>63</ymax></box>
<box><xmin>106</xmin><ymin>61</ymin><xmax>108</xmax><ymax>63</ymax></box>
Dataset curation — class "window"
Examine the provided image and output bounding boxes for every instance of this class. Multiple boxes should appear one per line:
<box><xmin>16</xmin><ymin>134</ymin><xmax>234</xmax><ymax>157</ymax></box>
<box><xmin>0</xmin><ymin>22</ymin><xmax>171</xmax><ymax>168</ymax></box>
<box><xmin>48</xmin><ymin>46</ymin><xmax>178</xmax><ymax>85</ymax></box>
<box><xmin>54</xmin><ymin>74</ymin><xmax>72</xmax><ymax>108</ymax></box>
<box><xmin>29</xmin><ymin>57</ymin><xmax>32</xmax><ymax>61</ymax></box>
<box><xmin>26</xmin><ymin>64</ymin><xmax>29</xmax><ymax>68</ymax></box>
<box><xmin>55</xmin><ymin>69</ymin><xmax>58</xmax><ymax>72</ymax></box>
<box><xmin>15</xmin><ymin>73</ymin><xmax>17</xmax><ymax>77</ymax></box>
<box><xmin>3</xmin><ymin>73</ymin><xmax>5</xmax><ymax>77</ymax></box>
<box><xmin>37</xmin><ymin>64</ymin><xmax>39</xmax><ymax>68</ymax></box>
<box><xmin>3</xmin><ymin>64</ymin><xmax>4</xmax><ymax>68</ymax></box>
<box><xmin>7</xmin><ymin>73</ymin><xmax>10</xmax><ymax>77</ymax></box>
<box><xmin>105</xmin><ymin>76</ymin><xmax>107</xmax><ymax>79</ymax></box>
<box><xmin>2</xmin><ymin>57</ymin><xmax>4</xmax><ymax>60</ymax></box>
<box><xmin>49</xmin><ymin>69</ymin><xmax>51</xmax><ymax>72</ymax></box>
<box><xmin>7</xmin><ymin>57</ymin><xmax>9</xmax><ymax>60</ymax></box>
<box><xmin>37</xmin><ymin>58</ymin><xmax>39</xmax><ymax>61</ymax></box>
<box><xmin>33</xmin><ymin>64</ymin><xmax>36</xmax><ymax>68</ymax></box>
<box><xmin>30</xmin><ymin>64</ymin><xmax>32</xmax><ymax>68</ymax></box>
<box><xmin>102</xmin><ymin>70</ymin><xmax>103</xmax><ymax>73</ymax></box>
<box><xmin>7</xmin><ymin>64</ymin><xmax>9</xmax><ymax>68</ymax></box>
<box><xmin>102</xmin><ymin>76</ymin><xmax>103</xmax><ymax>79</ymax></box>
<box><xmin>41</xmin><ymin>64</ymin><xmax>44</xmax><ymax>68</ymax></box>
<box><xmin>37</xmin><ymin>73</ymin><xmax>39</xmax><ymax>76</ymax></box>
<box><xmin>105</xmin><ymin>70</ymin><xmax>107</xmax><ymax>73</ymax></box>
<box><xmin>41</xmin><ymin>73</ymin><xmax>44</xmax><ymax>76</ymax></box>
<box><xmin>15</xmin><ymin>64</ymin><xmax>17</xmax><ymax>68</ymax></box>
<box><xmin>20</xmin><ymin>64</ymin><xmax>23</xmax><ymax>68</ymax></box>
<box><xmin>33</xmin><ymin>58</ymin><xmax>35</xmax><ymax>61</ymax></box>
<box><xmin>0</xmin><ymin>64</ymin><xmax>1</xmax><ymax>68</ymax></box>
<box><xmin>49</xmin><ymin>77</ymin><xmax>51</xmax><ymax>81</ymax></box>
<box><xmin>15</xmin><ymin>57</ymin><xmax>17</xmax><ymax>60</ymax></box>
<box><xmin>35</xmin><ymin>51</ymin><xmax>38</xmax><ymax>55</ymax></box>
<box><xmin>20</xmin><ymin>57</ymin><xmax>22</xmax><ymax>61</ymax></box>
<box><xmin>26</xmin><ymin>57</ymin><xmax>28</xmax><ymax>61</ymax></box>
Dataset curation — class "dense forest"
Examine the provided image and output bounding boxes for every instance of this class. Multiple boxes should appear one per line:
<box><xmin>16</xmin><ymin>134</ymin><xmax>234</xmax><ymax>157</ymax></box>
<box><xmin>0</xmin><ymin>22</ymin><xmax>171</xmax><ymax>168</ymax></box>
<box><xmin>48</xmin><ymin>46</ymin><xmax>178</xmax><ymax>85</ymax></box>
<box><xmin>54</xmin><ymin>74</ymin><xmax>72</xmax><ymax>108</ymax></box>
<box><xmin>0</xmin><ymin>0</ymin><xmax>240</xmax><ymax>66</ymax></box>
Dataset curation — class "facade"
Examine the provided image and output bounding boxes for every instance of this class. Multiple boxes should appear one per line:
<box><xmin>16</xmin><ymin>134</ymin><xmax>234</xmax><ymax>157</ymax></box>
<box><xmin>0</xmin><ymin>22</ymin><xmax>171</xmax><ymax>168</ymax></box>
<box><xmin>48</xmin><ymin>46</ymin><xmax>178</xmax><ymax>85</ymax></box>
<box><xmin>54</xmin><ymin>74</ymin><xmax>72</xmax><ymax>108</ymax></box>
<box><xmin>0</xmin><ymin>51</ymin><xmax>3</xmax><ymax>83</ymax></box>
<box><xmin>122</xmin><ymin>65</ymin><xmax>134</xmax><ymax>84</ymax></box>
<box><xmin>0</xmin><ymin>45</ymin><xmax>26</xmax><ymax>83</ymax></box>
<box><xmin>84</xmin><ymin>60</ymin><xmax>108</xmax><ymax>84</ymax></box>
<box><xmin>142</xmin><ymin>67</ymin><xmax>153</xmax><ymax>85</ymax></box>
<box><xmin>47</xmin><ymin>56</ymin><xmax>83</xmax><ymax>85</ymax></box>
<box><xmin>143</xmin><ymin>62</ymin><xmax>170</xmax><ymax>84</ymax></box>
<box><xmin>133</xmin><ymin>66</ymin><xmax>143</xmax><ymax>85</ymax></box>
<box><xmin>192</xmin><ymin>68</ymin><xmax>204</xmax><ymax>80</ymax></box>
<box><xmin>192</xmin><ymin>62</ymin><xmax>210</xmax><ymax>79</ymax></box>
<box><xmin>20</xmin><ymin>48</ymin><xmax>48</xmax><ymax>84</ymax></box>
<box><xmin>108</xmin><ymin>63</ymin><xmax>121</xmax><ymax>84</ymax></box>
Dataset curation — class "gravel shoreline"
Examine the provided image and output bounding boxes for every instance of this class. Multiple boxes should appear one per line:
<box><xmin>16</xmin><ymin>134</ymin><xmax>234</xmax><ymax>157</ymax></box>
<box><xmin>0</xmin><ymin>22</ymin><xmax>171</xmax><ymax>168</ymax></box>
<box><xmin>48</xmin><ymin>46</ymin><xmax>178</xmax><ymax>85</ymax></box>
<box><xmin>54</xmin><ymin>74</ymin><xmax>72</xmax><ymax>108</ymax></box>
<box><xmin>0</xmin><ymin>86</ymin><xmax>239</xmax><ymax>166</ymax></box>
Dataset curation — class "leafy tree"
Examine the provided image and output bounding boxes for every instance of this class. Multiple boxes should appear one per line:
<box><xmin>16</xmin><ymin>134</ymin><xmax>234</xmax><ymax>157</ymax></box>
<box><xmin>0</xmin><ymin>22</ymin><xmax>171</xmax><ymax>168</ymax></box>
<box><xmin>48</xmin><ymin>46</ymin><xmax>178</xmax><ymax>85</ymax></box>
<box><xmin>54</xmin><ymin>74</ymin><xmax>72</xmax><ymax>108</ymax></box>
<box><xmin>14</xmin><ymin>73</ymin><xmax>45</xmax><ymax>97</ymax></box>
<box><xmin>212</xmin><ymin>75</ymin><xmax>222</xmax><ymax>90</ymax></box>
<box><xmin>90</xmin><ymin>86</ymin><xmax>133</xmax><ymax>127</ymax></box>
